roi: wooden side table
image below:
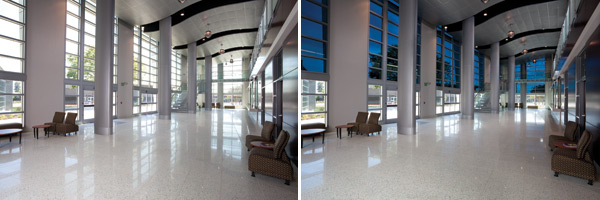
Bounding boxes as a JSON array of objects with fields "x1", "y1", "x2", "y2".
[
  {"x1": 250, "y1": 141, "x2": 274, "y2": 150},
  {"x1": 32, "y1": 124, "x2": 51, "y2": 139},
  {"x1": 335, "y1": 125, "x2": 354, "y2": 139},
  {"x1": 0, "y1": 129, "x2": 24, "y2": 144},
  {"x1": 301, "y1": 128, "x2": 326, "y2": 147}
]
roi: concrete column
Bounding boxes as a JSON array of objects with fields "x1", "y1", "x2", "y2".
[
  {"x1": 217, "y1": 63, "x2": 224, "y2": 108},
  {"x1": 158, "y1": 17, "x2": 172, "y2": 119},
  {"x1": 420, "y1": 21, "x2": 437, "y2": 118},
  {"x1": 489, "y1": 42, "x2": 500, "y2": 113},
  {"x1": 460, "y1": 16, "x2": 475, "y2": 119},
  {"x1": 94, "y1": 0, "x2": 114, "y2": 135},
  {"x1": 242, "y1": 57, "x2": 250, "y2": 109},
  {"x1": 507, "y1": 55, "x2": 515, "y2": 110},
  {"x1": 204, "y1": 55, "x2": 212, "y2": 110},
  {"x1": 396, "y1": 0, "x2": 417, "y2": 134},
  {"x1": 187, "y1": 43, "x2": 197, "y2": 113}
]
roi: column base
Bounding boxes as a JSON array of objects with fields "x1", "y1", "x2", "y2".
[
  {"x1": 159, "y1": 115, "x2": 171, "y2": 120},
  {"x1": 188, "y1": 110, "x2": 196, "y2": 114},
  {"x1": 397, "y1": 127, "x2": 415, "y2": 135},
  {"x1": 94, "y1": 127, "x2": 112, "y2": 135},
  {"x1": 461, "y1": 114, "x2": 474, "y2": 120}
]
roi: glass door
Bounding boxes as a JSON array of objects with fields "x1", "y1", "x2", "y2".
[
  {"x1": 82, "y1": 87, "x2": 95, "y2": 122},
  {"x1": 386, "y1": 90, "x2": 397, "y2": 122}
]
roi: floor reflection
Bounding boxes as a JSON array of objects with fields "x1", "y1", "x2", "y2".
[{"x1": 0, "y1": 110, "x2": 296, "y2": 199}]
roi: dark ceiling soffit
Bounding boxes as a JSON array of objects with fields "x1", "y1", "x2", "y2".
[
  {"x1": 172, "y1": 28, "x2": 258, "y2": 50},
  {"x1": 196, "y1": 46, "x2": 254, "y2": 60},
  {"x1": 141, "y1": 0, "x2": 255, "y2": 33},
  {"x1": 444, "y1": 0, "x2": 559, "y2": 32},
  {"x1": 500, "y1": 46, "x2": 557, "y2": 59},
  {"x1": 478, "y1": 28, "x2": 561, "y2": 49}
]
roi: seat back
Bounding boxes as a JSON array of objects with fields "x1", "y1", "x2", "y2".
[
  {"x1": 564, "y1": 121, "x2": 579, "y2": 141},
  {"x1": 356, "y1": 112, "x2": 368, "y2": 123},
  {"x1": 273, "y1": 130, "x2": 290, "y2": 159},
  {"x1": 65, "y1": 113, "x2": 78, "y2": 125},
  {"x1": 576, "y1": 130, "x2": 592, "y2": 159},
  {"x1": 53, "y1": 112, "x2": 66, "y2": 123},
  {"x1": 261, "y1": 121, "x2": 275, "y2": 140},
  {"x1": 367, "y1": 113, "x2": 380, "y2": 125}
]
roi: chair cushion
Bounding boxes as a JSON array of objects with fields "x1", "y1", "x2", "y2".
[
  {"x1": 564, "y1": 121, "x2": 578, "y2": 141},
  {"x1": 356, "y1": 112, "x2": 368, "y2": 123},
  {"x1": 53, "y1": 112, "x2": 66, "y2": 123},
  {"x1": 367, "y1": 113, "x2": 380, "y2": 124},
  {"x1": 65, "y1": 113, "x2": 77, "y2": 125},
  {"x1": 576, "y1": 131, "x2": 592, "y2": 159},
  {"x1": 261, "y1": 121, "x2": 275, "y2": 140},
  {"x1": 273, "y1": 130, "x2": 289, "y2": 159}
]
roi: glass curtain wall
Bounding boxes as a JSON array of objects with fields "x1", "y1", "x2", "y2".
[
  {"x1": 0, "y1": 0, "x2": 26, "y2": 124},
  {"x1": 435, "y1": 26, "x2": 461, "y2": 114},
  {"x1": 212, "y1": 59, "x2": 245, "y2": 109},
  {"x1": 132, "y1": 26, "x2": 158, "y2": 114},
  {"x1": 301, "y1": 0, "x2": 329, "y2": 125}
]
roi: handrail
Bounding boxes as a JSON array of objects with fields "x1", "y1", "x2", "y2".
[{"x1": 248, "y1": 0, "x2": 280, "y2": 78}]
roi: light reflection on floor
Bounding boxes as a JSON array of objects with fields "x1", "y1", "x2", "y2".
[
  {"x1": 0, "y1": 110, "x2": 297, "y2": 199},
  {"x1": 301, "y1": 109, "x2": 600, "y2": 199}
]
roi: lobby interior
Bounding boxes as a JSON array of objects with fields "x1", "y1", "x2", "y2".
[
  {"x1": 0, "y1": 0, "x2": 298, "y2": 199},
  {"x1": 301, "y1": 0, "x2": 600, "y2": 198}
]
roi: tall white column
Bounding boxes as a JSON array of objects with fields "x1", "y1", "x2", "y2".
[
  {"x1": 218, "y1": 63, "x2": 224, "y2": 108},
  {"x1": 508, "y1": 55, "x2": 515, "y2": 110},
  {"x1": 94, "y1": 0, "x2": 114, "y2": 135},
  {"x1": 187, "y1": 43, "x2": 197, "y2": 113},
  {"x1": 158, "y1": 17, "x2": 172, "y2": 119},
  {"x1": 396, "y1": 0, "x2": 417, "y2": 134},
  {"x1": 204, "y1": 55, "x2": 212, "y2": 110},
  {"x1": 490, "y1": 42, "x2": 500, "y2": 113},
  {"x1": 116, "y1": 20, "x2": 134, "y2": 118},
  {"x1": 460, "y1": 16, "x2": 475, "y2": 119}
]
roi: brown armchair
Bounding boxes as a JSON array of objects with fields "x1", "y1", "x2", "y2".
[
  {"x1": 249, "y1": 130, "x2": 293, "y2": 185},
  {"x1": 245, "y1": 121, "x2": 275, "y2": 151},
  {"x1": 56, "y1": 113, "x2": 79, "y2": 136},
  {"x1": 358, "y1": 112, "x2": 381, "y2": 136},
  {"x1": 548, "y1": 121, "x2": 579, "y2": 151},
  {"x1": 44, "y1": 112, "x2": 65, "y2": 134},
  {"x1": 347, "y1": 112, "x2": 368, "y2": 132},
  {"x1": 552, "y1": 130, "x2": 596, "y2": 185}
]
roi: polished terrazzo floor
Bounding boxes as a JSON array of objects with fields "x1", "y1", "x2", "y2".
[
  {"x1": 301, "y1": 109, "x2": 600, "y2": 199},
  {"x1": 0, "y1": 110, "x2": 297, "y2": 199}
]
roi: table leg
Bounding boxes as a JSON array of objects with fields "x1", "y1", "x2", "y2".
[
  {"x1": 19, "y1": 132, "x2": 22, "y2": 144},
  {"x1": 46, "y1": 128, "x2": 49, "y2": 138},
  {"x1": 301, "y1": 136, "x2": 303, "y2": 148},
  {"x1": 322, "y1": 133, "x2": 325, "y2": 144},
  {"x1": 348, "y1": 128, "x2": 352, "y2": 138},
  {"x1": 35, "y1": 128, "x2": 38, "y2": 139}
]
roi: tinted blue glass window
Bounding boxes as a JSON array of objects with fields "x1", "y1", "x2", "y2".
[
  {"x1": 369, "y1": 27, "x2": 382, "y2": 42},
  {"x1": 370, "y1": 1, "x2": 382, "y2": 15},
  {"x1": 369, "y1": 68, "x2": 382, "y2": 79},
  {"x1": 301, "y1": 18, "x2": 325, "y2": 40},
  {"x1": 301, "y1": 56, "x2": 325, "y2": 72},
  {"x1": 387, "y1": 22, "x2": 398, "y2": 35},
  {"x1": 302, "y1": 0, "x2": 327, "y2": 22},
  {"x1": 387, "y1": 34, "x2": 398, "y2": 47},
  {"x1": 387, "y1": 71, "x2": 397, "y2": 81},
  {"x1": 388, "y1": 11, "x2": 399, "y2": 24},
  {"x1": 369, "y1": 13, "x2": 382, "y2": 28},
  {"x1": 387, "y1": 46, "x2": 397, "y2": 58},
  {"x1": 368, "y1": 55, "x2": 382, "y2": 68},
  {"x1": 369, "y1": 41, "x2": 382, "y2": 55},
  {"x1": 301, "y1": 37, "x2": 326, "y2": 58}
]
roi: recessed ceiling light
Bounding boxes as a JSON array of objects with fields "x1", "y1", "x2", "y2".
[
  {"x1": 508, "y1": 30, "x2": 515, "y2": 38},
  {"x1": 475, "y1": 45, "x2": 478, "y2": 48},
  {"x1": 505, "y1": 38, "x2": 509, "y2": 41},
  {"x1": 444, "y1": 26, "x2": 447, "y2": 30},
  {"x1": 483, "y1": 13, "x2": 487, "y2": 16},
  {"x1": 180, "y1": 12, "x2": 184, "y2": 16},
  {"x1": 178, "y1": 0, "x2": 185, "y2": 3},
  {"x1": 481, "y1": 0, "x2": 489, "y2": 3}
]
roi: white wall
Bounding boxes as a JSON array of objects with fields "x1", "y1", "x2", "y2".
[
  {"x1": 117, "y1": 20, "x2": 134, "y2": 118},
  {"x1": 25, "y1": 0, "x2": 66, "y2": 131},
  {"x1": 328, "y1": 0, "x2": 369, "y2": 130},
  {"x1": 420, "y1": 21, "x2": 437, "y2": 118}
]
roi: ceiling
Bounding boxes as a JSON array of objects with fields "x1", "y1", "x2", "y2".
[
  {"x1": 419, "y1": 0, "x2": 567, "y2": 60},
  {"x1": 115, "y1": 0, "x2": 264, "y2": 62}
]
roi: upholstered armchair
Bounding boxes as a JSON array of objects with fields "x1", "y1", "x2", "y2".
[
  {"x1": 249, "y1": 130, "x2": 293, "y2": 185},
  {"x1": 347, "y1": 112, "x2": 368, "y2": 132},
  {"x1": 44, "y1": 112, "x2": 65, "y2": 134},
  {"x1": 245, "y1": 121, "x2": 275, "y2": 151},
  {"x1": 358, "y1": 112, "x2": 381, "y2": 136},
  {"x1": 552, "y1": 130, "x2": 596, "y2": 185},
  {"x1": 56, "y1": 113, "x2": 79, "y2": 136},
  {"x1": 548, "y1": 121, "x2": 579, "y2": 151}
]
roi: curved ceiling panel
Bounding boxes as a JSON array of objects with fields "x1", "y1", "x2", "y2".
[
  {"x1": 515, "y1": 49, "x2": 555, "y2": 63},
  {"x1": 194, "y1": 34, "x2": 258, "y2": 57},
  {"x1": 499, "y1": 32, "x2": 559, "y2": 57},
  {"x1": 172, "y1": 28, "x2": 258, "y2": 49},
  {"x1": 196, "y1": 47, "x2": 253, "y2": 61},
  {"x1": 478, "y1": 28, "x2": 560, "y2": 49},
  {"x1": 513, "y1": 46, "x2": 556, "y2": 58},
  {"x1": 116, "y1": 0, "x2": 202, "y2": 26},
  {"x1": 471, "y1": 1, "x2": 567, "y2": 45},
  {"x1": 168, "y1": 0, "x2": 263, "y2": 46},
  {"x1": 419, "y1": 0, "x2": 503, "y2": 26},
  {"x1": 140, "y1": 0, "x2": 258, "y2": 32}
]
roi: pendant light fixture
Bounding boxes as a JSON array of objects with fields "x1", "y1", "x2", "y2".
[
  {"x1": 507, "y1": 24, "x2": 515, "y2": 38},
  {"x1": 178, "y1": 0, "x2": 185, "y2": 3},
  {"x1": 219, "y1": 44, "x2": 225, "y2": 54},
  {"x1": 522, "y1": 49, "x2": 527, "y2": 54},
  {"x1": 533, "y1": 59, "x2": 537, "y2": 64},
  {"x1": 481, "y1": 0, "x2": 489, "y2": 3},
  {"x1": 205, "y1": 23, "x2": 212, "y2": 38},
  {"x1": 230, "y1": 55, "x2": 234, "y2": 64}
]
